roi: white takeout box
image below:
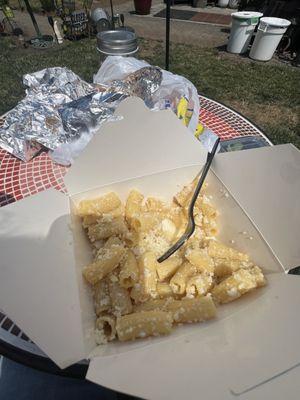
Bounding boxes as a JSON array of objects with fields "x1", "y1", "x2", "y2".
[{"x1": 0, "y1": 98, "x2": 300, "y2": 399}]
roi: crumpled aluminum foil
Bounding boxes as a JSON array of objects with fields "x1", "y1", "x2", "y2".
[
  {"x1": 108, "y1": 66, "x2": 162, "y2": 107},
  {"x1": 23, "y1": 67, "x2": 94, "y2": 99},
  {"x1": 59, "y1": 91, "x2": 126, "y2": 139},
  {"x1": 0, "y1": 66, "x2": 162, "y2": 163}
]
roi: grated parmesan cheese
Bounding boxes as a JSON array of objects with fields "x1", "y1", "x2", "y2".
[
  {"x1": 138, "y1": 229, "x2": 170, "y2": 256},
  {"x1": 95, "y1": 328, "x2": 108, "y2": 345},
  {"x1": 227, "y1": 287, "x2": 239, "y2": 297}
]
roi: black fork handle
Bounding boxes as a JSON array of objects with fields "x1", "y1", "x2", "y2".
[{"x1": 188, "y1": 137, "x2": 220, "y2": 220}]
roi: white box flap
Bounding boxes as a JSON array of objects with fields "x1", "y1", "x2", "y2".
[
  {"x1": 213, "y1": 144, "x2": 300, "y2": 272},
  {"x1": 242, "y1": 361, "x2": 300, "y2": 400},
  {"x1": 87, "y1": 274, "x2": 300, "y2": 400},
  {"x1": 64, "y1": 97, "x2": 207, "y2": 195},
  {"x1": 0, "y1": 190, "x2": 86, "y2": 368}
]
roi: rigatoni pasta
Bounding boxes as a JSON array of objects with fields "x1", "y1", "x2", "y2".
[
  {"x1": 93, "y1": 279, "x2": 111, "y2": 316},
  {"x1": 133, "y1": 298, "x2": 171, "y2": 312},
  {"x1": 185, "y1": 248, "x2": 215, "y2": 275},
  {"x1": 166, "y1": 297, "x2": 217, "y2": 323},
  {"x1": 212, "y1": 266, "x2": 265, "y2": 304},
  {"x1": 119, "y1": 250, "x2": 139, "y2": 288},
  {"x1": 87, "y1": 215, "x2": 128, "y2": 242},
  {"x1": 186, "y1": 274, "x2": 214, "y2": 297},
  {"x1": 108, "y1": 280, "x2": 133, "y2": 316},
  {"x1": 133, "y1": 297, "x2": 216, "y2": 324},
  {"x1": 77, "y1": 192, "x2": 121, "y2": 217},
  {"x1": 214, "y1": 258, "x2": 253, "y2": 278},
  {"x1": 125, "y1": 189, "x2": 144, "y2": 226},
  {"x1": 156, "y1": 282, "x2": 174, "y2": 298},
  {"x1": 138, "y1": 252, "x2": 158, "y2": 299},
  {"x1": 170, "y1": 262, "x2": 197, "y2": 294},
  {"x1": 156, "y1": 256, "x2": 182, "y2": 282},
  {"x1": 95, "y1": 314, "x2": 116, "y2": 343},
  {"x1": 116, "y1": 311, "x2": 173, "y2": 341},
  {"x1": 208, "y1": 240, "x2": 249, "y2": 262},
  {"x1": 78, "y1": 179, "x2": 266, "y2": 344},
  {"x1": 82, "y1": 242, "x2": 126, "y2": 285}
]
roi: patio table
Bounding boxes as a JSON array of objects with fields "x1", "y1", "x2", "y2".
[{"x1": 0, "y1": 94, "x2": 273, "y2": 378}]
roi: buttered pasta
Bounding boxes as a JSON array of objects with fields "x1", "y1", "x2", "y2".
[{"x1": 78, "y1": 179, "x2": 266, "y2": 344}]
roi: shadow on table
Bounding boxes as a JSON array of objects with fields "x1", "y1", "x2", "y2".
[{"x1": 0, "y1": 357, "x2": 139, "y2": 400}]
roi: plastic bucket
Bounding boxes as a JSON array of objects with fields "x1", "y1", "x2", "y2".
[
  {"x1": 249, "y1": 17, "x2": 291, "y2": 61},
  {"x1": 227, "y1": 11, "x2": 263, "y2": 54}
]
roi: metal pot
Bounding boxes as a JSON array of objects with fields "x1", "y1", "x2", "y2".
[{"x1": 97, "y1": 29, "x2": 138, "y2": 55}]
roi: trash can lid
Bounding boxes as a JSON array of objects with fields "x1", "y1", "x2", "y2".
[
  {"x1": 232, "y1": 11, "x2": 263, "y2": 20},
  {"x1": 260, "y1": 17, "x2": 291, "y2": 28}
]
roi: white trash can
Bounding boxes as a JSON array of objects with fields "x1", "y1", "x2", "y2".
[
  {"x1": 249, "y1": 17, "x2": 291, "y2": 61},
  {"x1": 227, "y1": 11, "x2": 263, "y2": 54}
]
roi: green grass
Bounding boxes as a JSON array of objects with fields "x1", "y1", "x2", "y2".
[{"x1": 0, "y1": 37, "x2": 299, "y2": 147}]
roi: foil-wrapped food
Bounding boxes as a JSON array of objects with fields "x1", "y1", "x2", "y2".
[{"x1": 0, "y1": 66, "x2": 162, "y2": 163}]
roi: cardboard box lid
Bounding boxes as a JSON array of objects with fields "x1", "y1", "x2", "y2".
[
  {"x1": 0, "y1": 97, "x2": 300, "y2": 396},
  {"x1": 86, "y1": 274, "x2": 300, "y2": 399},
  {"x1": 0, "y1": 189, "x2": 86, "y2": 369},
  {"x1": 64, "y1": 97, "x2": 207, "y2": 195},
  {"x1": 212, "y1": 144, "x2": 300, "y2": 272}
]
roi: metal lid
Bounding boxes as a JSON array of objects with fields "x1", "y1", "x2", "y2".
[{"x1": 97, "y1": 30, "x2": 138, "y2": 55}]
